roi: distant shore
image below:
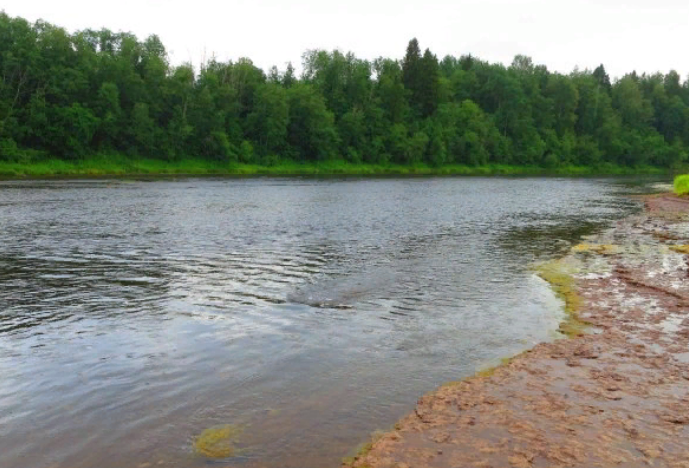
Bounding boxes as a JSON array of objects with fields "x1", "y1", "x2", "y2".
[
  {"x1": 0, "y1": 159, "x2": 671, "y2": 179},
  {"x1": 343, "y1": 193, "x2": 689, "y2": 468}
]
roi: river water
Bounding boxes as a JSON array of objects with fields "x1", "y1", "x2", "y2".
[{"x1": 0, "y1": 177, "x2": 655, "y2": 468}]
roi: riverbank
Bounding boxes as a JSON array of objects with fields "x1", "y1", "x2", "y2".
[
  {"x1": 0, "y1": 158, "x2": 670, "y2": 178},
  {"x1": 343, "y1": 194, "x2": 689, "y2": 468}
]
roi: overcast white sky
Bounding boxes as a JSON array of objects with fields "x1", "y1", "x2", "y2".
[{"x1": 3, "y1": 0, "x2": 688, "y2": 79}]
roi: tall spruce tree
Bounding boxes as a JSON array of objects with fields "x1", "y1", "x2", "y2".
[
  {"x1": 402, "y1": 38, "x2": 423, "y2": 117},
  {"x1": 419, "y1": 48, "x2": 441, "y2": 118},
  {"x1": 593, "y1": 64, "x2": 612, "y2": 95}
]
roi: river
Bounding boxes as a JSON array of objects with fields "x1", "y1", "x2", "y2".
[{"x1": 0, "y1": 177, "x2": 655, "y2": 468}]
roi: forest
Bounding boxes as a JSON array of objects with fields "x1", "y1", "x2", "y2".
[{"x1": 1, "y1": 11, "x2": 689, "y2": 175}]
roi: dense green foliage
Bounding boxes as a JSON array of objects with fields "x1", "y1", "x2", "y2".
[
  {"x1": 674, "y1": 175, "x2": 689, "y2": 195},
  {"x1": 2, "y1": 12, "x2": 689, "y2": 171}
]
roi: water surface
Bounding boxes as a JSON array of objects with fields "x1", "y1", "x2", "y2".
[{"x1": 0, "y1": 177, "x2": 653, "y2": 468}]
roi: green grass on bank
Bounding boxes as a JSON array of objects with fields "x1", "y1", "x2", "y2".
[
  {"x1": 675, "y1": 175, "x2": 689, "y2": 195},
  {"x1": 0, "y1": 157, "x2": 670, "y2": 179}
]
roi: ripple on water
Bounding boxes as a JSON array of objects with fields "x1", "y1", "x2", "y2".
[{"x1": 0, "y1": 176, "x2": 659, "y2": 468}]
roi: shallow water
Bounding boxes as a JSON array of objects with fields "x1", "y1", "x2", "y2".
[{"x1": 0, "y1": 177, "x2": 657, "y2": 468}]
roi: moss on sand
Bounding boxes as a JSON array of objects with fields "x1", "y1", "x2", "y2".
[{"x1": 536, "y1": 260, "x2": 587, "y2": 338}]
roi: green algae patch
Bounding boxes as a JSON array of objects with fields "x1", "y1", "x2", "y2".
[
  {"x1": 571, "y1": 243, "x2": 620, "y2": 255},
  {"x1": 536, "y1": 260, "x2": 588, "y2": 338},
  {"x1": 193, "y1": 425, "x2": 243, "y2": 458},
  {"x1": 442, "y1": 380, "x2": 467, "y2": 388},
  {"x1": 475, "y1": 366, "x2": 499, "y2": 378},
  {"x1": 475, "y1": 356, "x2": 517, "y2": 377},
  {"x1": 441, "y1": 354, "x2": 526, "y2": 390},
  {"x1": 670, "y1": 244, "x2": 689, "y2": 254},
  {"x1": 342, "y1": 431, "x2": 386, "y2": 466}
]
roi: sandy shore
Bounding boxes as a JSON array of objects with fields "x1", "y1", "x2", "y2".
[{"x1": 343, "y1": 194, "x2": 689, "y2": 468}]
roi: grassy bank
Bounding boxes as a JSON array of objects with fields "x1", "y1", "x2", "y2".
[
  {"x1": 0, "y1": 157, "x2": 671, "y2": 179},
  {"x1": 675, "y1": 174, "x2": 689, "y2": 195}
]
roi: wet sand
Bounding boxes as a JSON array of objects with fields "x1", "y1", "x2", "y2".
[{"x1": 344, "y1": 194, "x2": 689, "y2": 468}]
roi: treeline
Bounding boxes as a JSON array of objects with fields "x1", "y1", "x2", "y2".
[{"x1": 2, "y1": 12, "x2": 689, "y2": 168}]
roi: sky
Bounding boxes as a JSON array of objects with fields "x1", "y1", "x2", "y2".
[{"x1": 3, "y1": 0, "x2": 689, "y2": 80}]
